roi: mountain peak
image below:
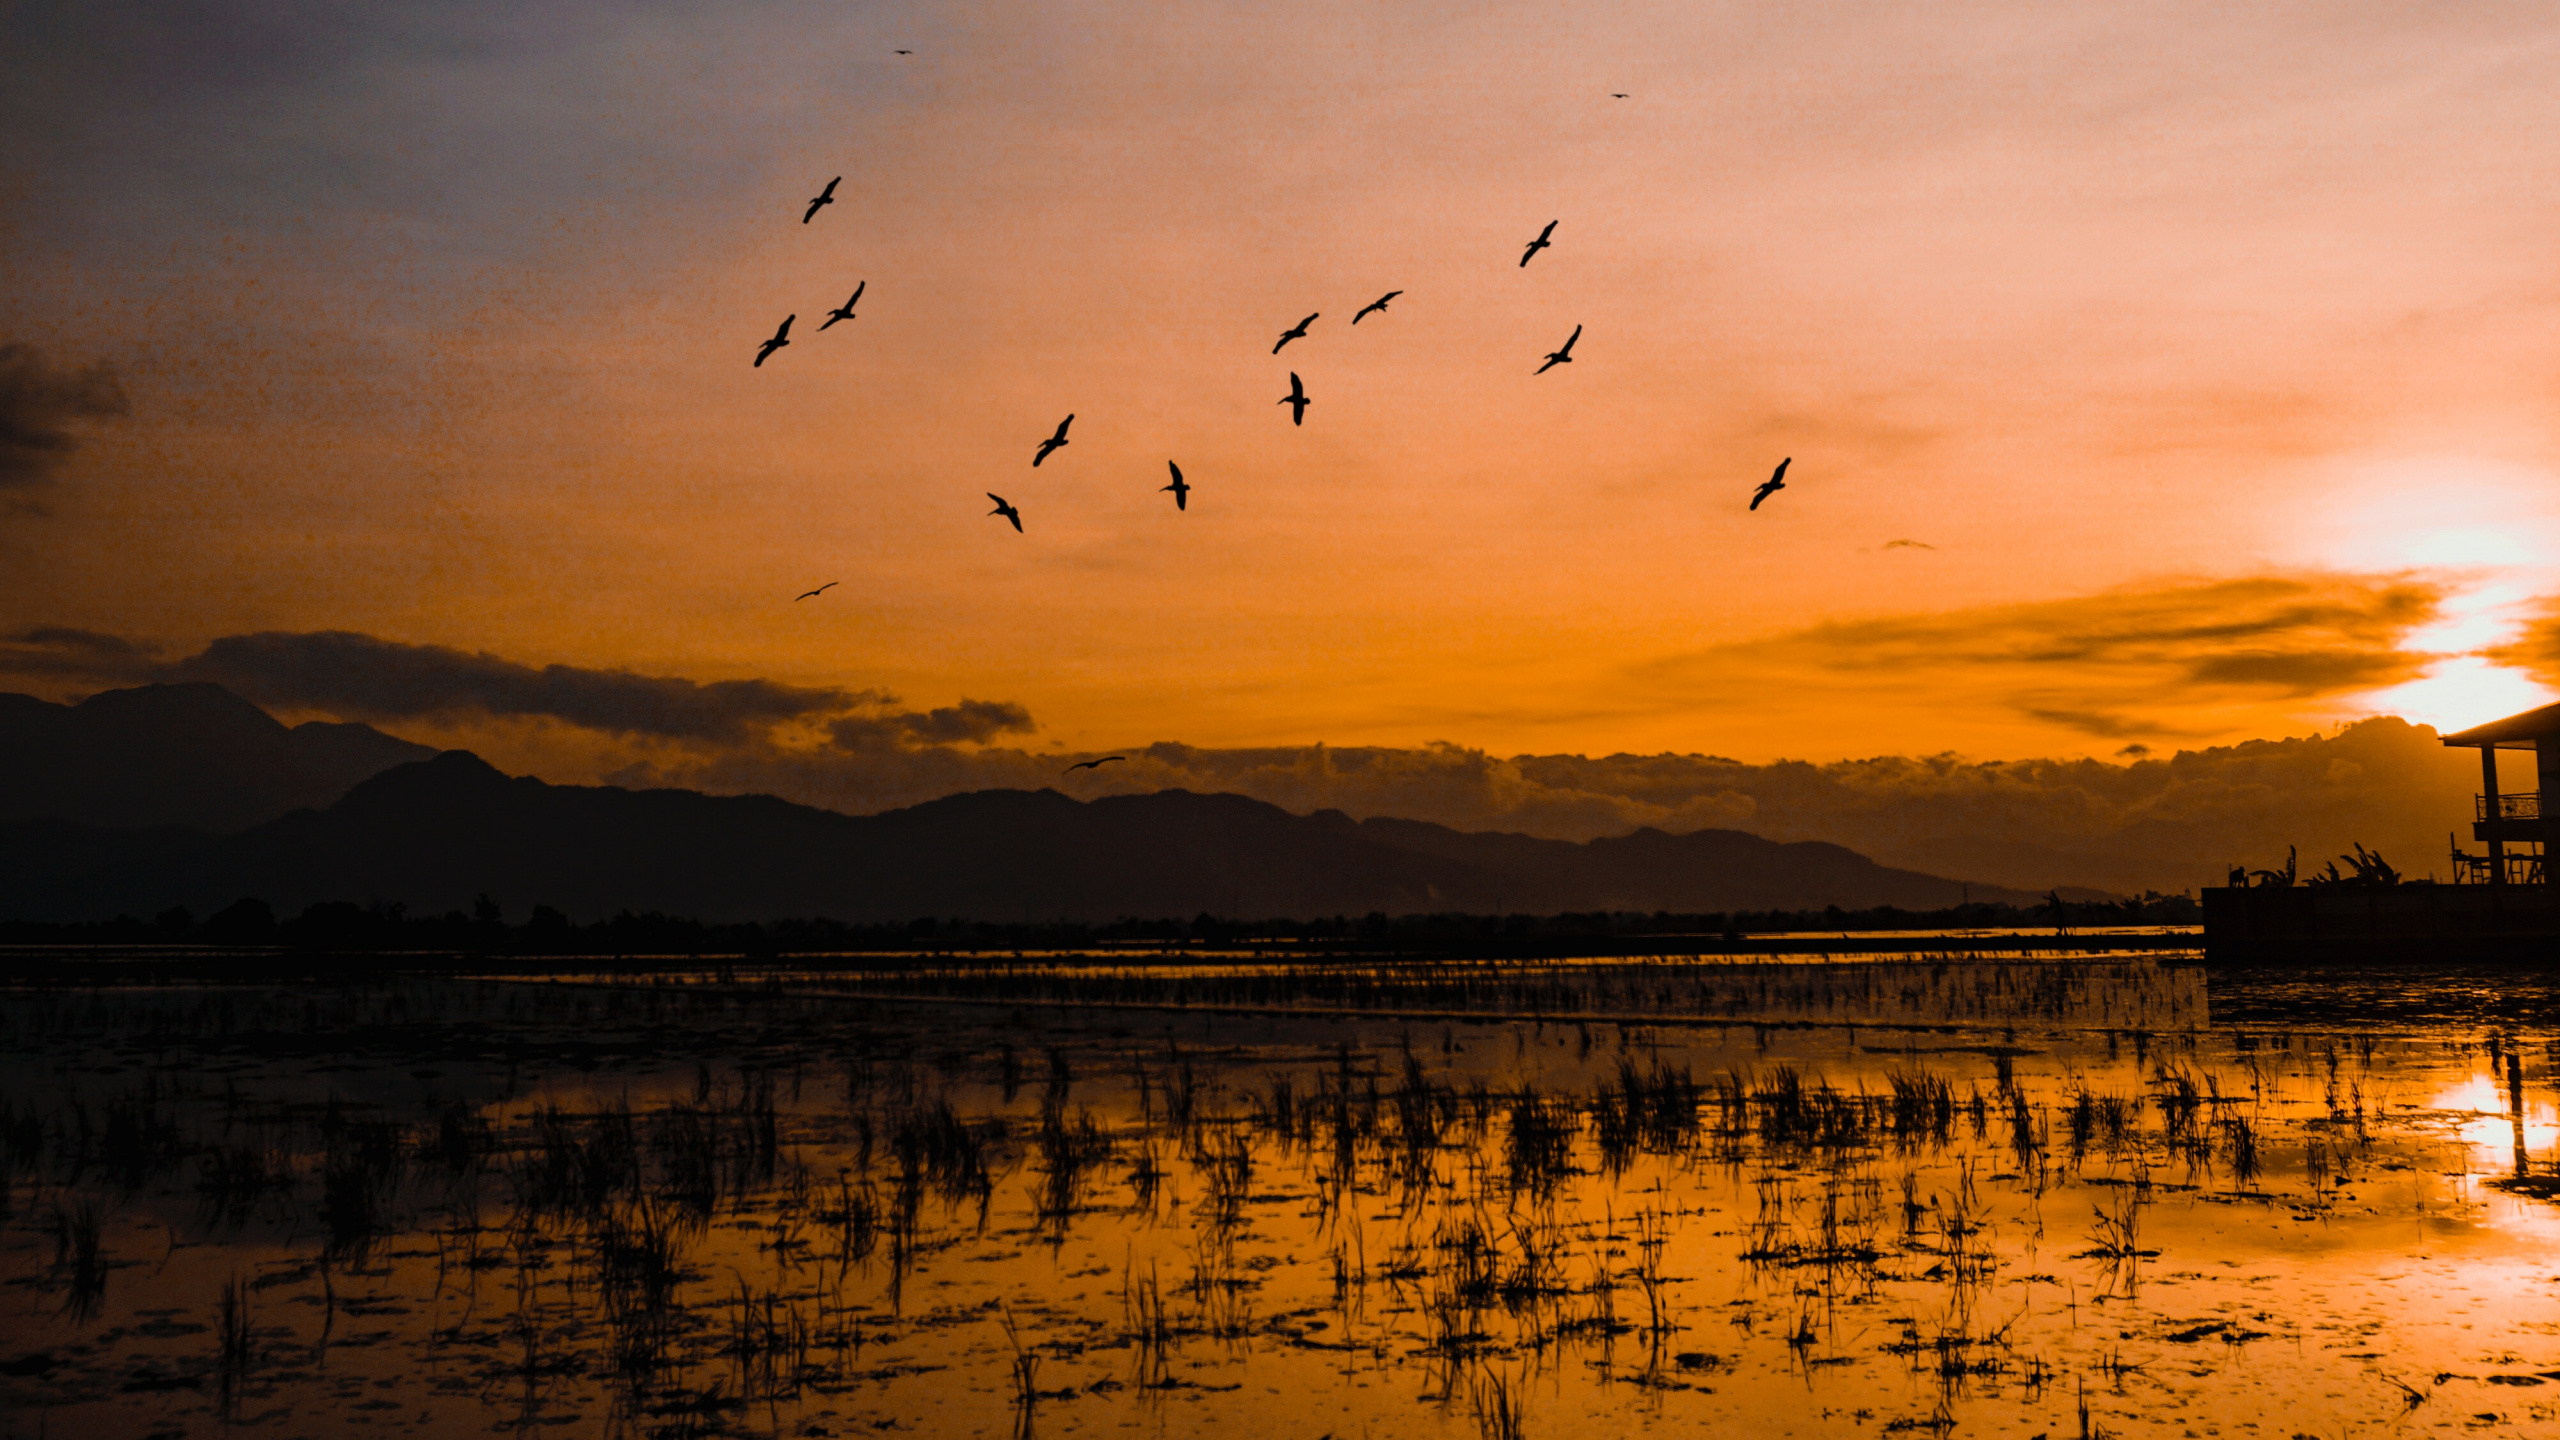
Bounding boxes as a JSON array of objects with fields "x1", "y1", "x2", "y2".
[
  {"x1": 0, "y1": 682, "x2": 433, "y2": 831},
  {"x1": 333, "y1": 749, "x2": 519, "y2": 807},
  {"x1": 75, "y1": 681, "x2": 291, "y2": 736}
]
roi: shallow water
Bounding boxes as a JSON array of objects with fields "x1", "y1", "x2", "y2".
[{"x1": 5, "y1": 958, "x2": 2560, "y2": 1438}]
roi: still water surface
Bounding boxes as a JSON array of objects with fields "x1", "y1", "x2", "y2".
[{"x1": 4, "y1": 955, "x2": 2558, "y2": 1438}]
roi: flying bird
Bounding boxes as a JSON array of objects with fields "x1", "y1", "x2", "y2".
[
  {"x1": 1353, "y1": 291, "x2": 1402, "y2": 324},
  {"x1": 819, "y1": 281, "x2": 865, "y2": 330},
  {"x1": 794, "y1": 582, "x2": 838, "y2": 601},
  {"x1": 1162, "y1": 461, "x2": 1190, "y2": 511},
  {"x1": 1611, "y1": 92, "x2": 1629, "y2": 98},
  {"x1": 1273, "y1": 313, "x2": 1318, "y2": 354},
  {"x1": 1279, "y1": 372, "x2": 1309, "y2": 426},
  {"x1": 1063, "y1": 755, "x2": 1127, "y2": 773},
  {"x1": 1520, "y1": 220, "x2": 1557, "y2": 267},
  {"x1": 987, "y1": 493, "x2": 1022, "y2": 531},
  {"x1": 1750, "y1": 457, "x2": 1792, "y2": 511},
  {"x1": 1535, "y1": 324, "x2": 1580, "y2": 374},
  {"x1": 755, "y1": 315, "x2": 794, "y2": 367},
  {"x1": 1032, "y1": 414, "x2": 1073, "y2": 466},
  {"x1": 803, "y1": 177, "x2": 840, "y2": 224},
  {"x1": 895, "y1": 48, "x2": 912, "y2": 54}
]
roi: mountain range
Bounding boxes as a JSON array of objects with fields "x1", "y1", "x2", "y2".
[
  {"x1": 0, "y1": 684, "x2": 2057, "y2": 923},
  {"x1": 0, "y1": 682, "x2": 431, "y2": 830}
]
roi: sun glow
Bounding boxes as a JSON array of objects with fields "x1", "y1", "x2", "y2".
[
  {"x1": 2288, "y1": 460, "x2": 2560, "y2": 732},
  {"x1": 2293, "y1": 458, "x2": 2560, "y2": 574},
  {"x1": 2352, "y1": 655, "x2": 2553, "y2": 734}
]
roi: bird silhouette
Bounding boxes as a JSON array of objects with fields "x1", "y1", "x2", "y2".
[
  {"x1": 1611, "y1": 92, "x2": 1629, "y2": 98},
  {"x1": 1750, "y1": 457, "x2": 1792, "y2": 511},
  {"x1": 1063, "y1": 755, "x2": 1127, "y2": 773},
  {"x1": 819, "y1": 282, "x2": 865, "y2": 330},
  {"x1": 1279, "y1": 372, "x2": 1309, "y2": 426},
  {"x1": 794, "y1": 582, "x2": 838, "y2": 601},
  {"x1": 1535, "y1": 324, "x2": 1580, "y2": 374},
  {"x1": 1033, "y1": 415, "x2": 1073, "y2": 466},
  {"x1": 1273, "y1": 313, "x2": 1318, "y2": 354},
  {"x1": 803, "y1": 177, "x2": 839, "y2": 224},
  {"x1": 1163, "y1": 461, "x2": 1190, "y2": 511},
  {"x1": 1520, "y1": 220, "x2": 1557, "y2": 267},
  {"x1": 755, "y1": 315, "x2": 794, "y2": 367},
  {"x1": 1353, "y1": 291, "x2": 1402, "y2": 324},
  {"x1": 894, "y1": 48, "x2": 912, "y2": 54},
  {"x1": 987, "y1": 493, "x2": 1022, "y2": 531}
]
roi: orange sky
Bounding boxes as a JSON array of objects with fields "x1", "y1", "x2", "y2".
[{"x1": 5, "y1": 0, "x2": 2559, "y2": 778}]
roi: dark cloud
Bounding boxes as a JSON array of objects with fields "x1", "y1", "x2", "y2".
[
  {"x1": 1780, "y1": 576, "x2": 2444, "y2": 674},
  {"x1": 1624, "y1": 573, "x2": 2451, "y2": 743},
  {"x1": 895, "y1": 699, "x2": 1036, "y2": 745},
  {"x1": 0, "y1": 626, "x2": 1037, "y2": 750},
  {"x1": 0, "y1": 344, "x2": 131, "y2": 486},
  {"x1": 830, "y1": 699, "x2": 1038, "y2": 751},
  {"x1": 2021, "y1": 707, "x2": 2156, "y2": 740},
  {"x1": 2183, "y1": 649, "x2": 2424, "y2": 696},
  {"x1": 0, "y1": 627, "x2": 162, "y2": 680},
  {"x1": 169, "y1": 631, "x2": 880, "y2": 742},
  {"x1": 641, "y1": 716, "x2": 2478, "y2": 897},
  {"x1": 2484, "y1": 603, "x2": 2560, "y2": 688}
]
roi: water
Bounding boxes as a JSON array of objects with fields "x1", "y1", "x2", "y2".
[{"x1": 4, "y1": 956, "x2": 2559, "y2": 1438}]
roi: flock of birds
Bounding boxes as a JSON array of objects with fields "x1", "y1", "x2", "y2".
[
  {"x1": 761, "y1": 157, "x2": 1794, "y2": 773},
  {"x1": 760, "y1": 175, "x2": 1796, "y2": 541}
]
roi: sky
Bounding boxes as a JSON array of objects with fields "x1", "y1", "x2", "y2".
[{"x1": 5, "y1": 0, "x2": 2560, "y2": 853}]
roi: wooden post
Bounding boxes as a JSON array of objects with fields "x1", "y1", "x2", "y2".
[
  {"x1": 2542, "y1": 738, "x2": 2560, "y2": 885},
  {"x1": 2483, "y1": 746, "x2": 2508, "y2": 886}
]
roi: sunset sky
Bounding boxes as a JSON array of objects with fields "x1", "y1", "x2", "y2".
[{"x1": 6, "y1": 0, "x2": 2559, "y2": 804}]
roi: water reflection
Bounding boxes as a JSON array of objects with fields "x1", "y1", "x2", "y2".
[{"x1": 2, "y1": 959, "x2": 2560, "y2": 1438}]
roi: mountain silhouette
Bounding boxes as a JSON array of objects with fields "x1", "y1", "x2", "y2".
[
  {"x1": 1, "y1": 749, "x2": 2047, "y2": 924},
  {"x1": 0, "y1": 683, "x2": 433, "y2": 831}
]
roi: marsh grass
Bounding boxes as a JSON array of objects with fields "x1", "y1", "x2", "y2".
[
  {"x1": 1469, "y1": 1363, "x2": 1527, "y2": 1440},
  {"x1": 0, "y1": 964, "x2": 2492, "y2": 1440},
  {"x1": 1033, "y1": 1099, "x2": 1114, "y2": 1241},
  {"x1": 52, "y1": 1198, "x2": 106, "y2": 1322},
  {"x1": 215, "y1": 1271, "x2": 253, "y2": 1418},
  {"x1": 1001, "y1": 1305, "x2": 1042, "y2": 1438}
]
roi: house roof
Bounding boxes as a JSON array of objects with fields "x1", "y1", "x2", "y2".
[{"x1": 2442, "y1": 700, "x2": 2560, "y2": 749}]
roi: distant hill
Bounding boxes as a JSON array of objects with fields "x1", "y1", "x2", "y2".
[
  {"x1": 0, "y1": 749, "x2": 2051, "y2": 924},
  {"x1": 0, "y1": 683, "x2": 433, "y2": 831}
]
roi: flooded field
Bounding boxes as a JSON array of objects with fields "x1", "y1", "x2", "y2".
[{"x1": 6, "y1": 952, "x2": 2560, "y2": 1438}]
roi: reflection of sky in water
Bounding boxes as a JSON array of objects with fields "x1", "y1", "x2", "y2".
[
  {"x1": 2432, "y1": 1071, "x2": 2560, "y2": 1160},
  {"x1": 11, "y1": 963, "x2": 2560, "y2": 1437}
]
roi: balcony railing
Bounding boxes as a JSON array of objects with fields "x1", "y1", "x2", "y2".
[{"x1": 2478, "y1": 791, "x2": 2544, "y2": 822}]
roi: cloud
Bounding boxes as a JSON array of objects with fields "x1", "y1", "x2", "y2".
[
  {"x1": 1881, "y1": 539, "x2": 1936, "y2": 551},
  {"x1": 0, "y1": 624, "x2": 1044, "y2": 753},
  {"x1": 2021, "y1": 707, "x2": 2156, "y2": 740},
  {"x1": 890, "y1": 699, "x2": 1036, "y2": 746},
  {"x1": 828, "y1": 698, "x2": 1039, "y2": 750},
  {"x1": 619, "y1": 715, "x2": 2476, "y2": 897},
  {"x1": 164, "y1": 631, "x2": 888, "y2": 743},
  {"x1": 0, "y1": 344, "x2": 130, "y2": 486},
  {"x1": 0, "y1": 627, "x2": 166, "y2": 682},
  {"x1": 1632, "y1": 572, "x2": 2447, "y2": 739},
  {"x1": 2183, "y1": 648, "x2": 2422, "y2": 695},
  {"x1": 2484, "y1": 601, "x2": 2560, "y2": 690},
  {"x1": 1776, "y1": 575, "x2": 2440, "y2": 674}
]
